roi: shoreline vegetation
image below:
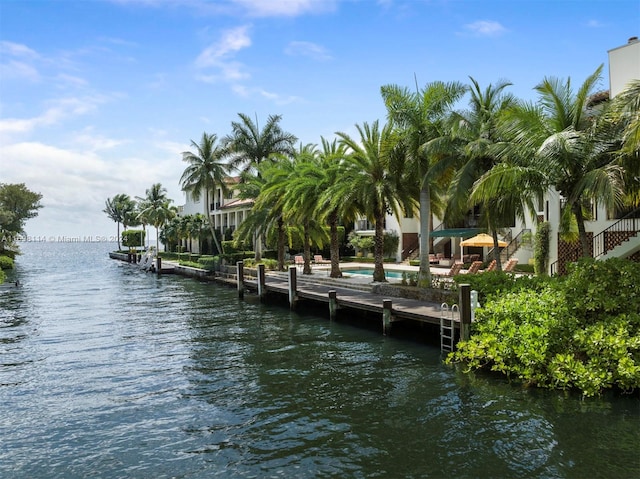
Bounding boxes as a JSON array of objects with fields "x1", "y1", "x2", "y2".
[{"x1": 0, "y1": 183, "x2": 43, "y2": 285}]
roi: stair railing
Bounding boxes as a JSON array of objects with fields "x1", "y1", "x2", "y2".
[{"x1": 593, "y1": 207, "x2": 640, "y2": 258}]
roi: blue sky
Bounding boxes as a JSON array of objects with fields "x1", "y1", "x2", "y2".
[{"x1": 1, "y1": 0, "x2": 638, "y2": 241}]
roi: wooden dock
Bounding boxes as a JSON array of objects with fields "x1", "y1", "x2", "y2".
[
  {"x1": 109, "y1": 254, "x2": 473, "y2": 345},
  {"x1": 233, "y1": 264, "x2": 472, "y2": 341}
]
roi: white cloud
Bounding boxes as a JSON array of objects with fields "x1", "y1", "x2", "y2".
[
  {"x1": 0, "y1": 41, "x2": 42, "y2": 82},
  {"x1": 231, "y1": 0, "x2": 337, "y2": 17},
  {"x1": 586, "y1": 19, "x2": 605, "y2": 28},
  {"x1": 2, "y1": 139, "x2": 186, "y2": 238},
  {"x1": 0, "y1": 96, "x2": 107, "y2": 137},
  {"x1": 0, "y1": 41, "x2": 39, "y2": 59},
  {"x1": 195, "y1": 25, "x2": 252, "y2": 82},
  {"x1": 462, "y1": 20, "x2": 507, "y2": 37},
  {"x1": 285, "y1": 41, "x2": 332, "y2": 61}
]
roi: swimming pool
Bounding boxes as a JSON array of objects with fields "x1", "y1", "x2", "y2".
[{"x1": 342, "y1": 267, "x2": 410, "y2": 280}]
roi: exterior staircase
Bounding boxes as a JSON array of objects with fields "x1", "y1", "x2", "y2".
[{"x1": 594, "y1": 207, "x2": 640, "y2": 260}]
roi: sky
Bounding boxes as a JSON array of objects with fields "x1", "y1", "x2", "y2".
[{"x1": 1, "y1": 0, "x2": 639, "y2": 242}]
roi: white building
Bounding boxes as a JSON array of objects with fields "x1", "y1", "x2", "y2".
[{"x1": 179, "y1": 177, "x2": 253, "y2": 254}]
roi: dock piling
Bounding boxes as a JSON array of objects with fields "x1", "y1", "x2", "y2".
[
  {"x1": 328, "y1": 290, "x2": 337, "y2": 320},
  {"x1": 257, "y1": 264, "x2": 266, "y2": 301},
  {"x1": 288, "y1": 265, "x2": 298, "y2": 309},
  {"x1": 459, "y1": 284, "x2": 471, "y2": 341},
  {"x1": 237, "y1": 261, "x2": 244, "y2": 299},
  {"x1": 156, "y1": 257, "x2": 162, "y2": 276},
  {"x1": 382, "y1": 299, "x2": 392, "y2": 335}
]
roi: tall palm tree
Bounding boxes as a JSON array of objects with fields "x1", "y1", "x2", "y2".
[
  {"x1": 504, "y1": 65, "x2": 626, "y2": 257},
  {"x1": 278, "y1": 143, "x2": 330, "y2": 275},
  {"x1": 446, "y1": 77, "x2": 517, "y2": 270},
  {"x1": 381, "y1": 80, "x2": 466, "y2": 285},
  {"x1": 315, "y1": 137, "x2": 355, "y2": 278},
  {"x1": 223, "y1": 113, "x2": 297, "y2": 260},
  {"x1": 607, "y1": 79, "x2": 640, "y2": 205},
  {"x1": 137, "y1": 183, "x2": 174, "y2": 256},
  {"x1": 334, "y1": 120, "x2": 413, "y2": 282},
  {"x1": 103, "y1": 193, "x2": 135, "y2": 250},
  {"x1": 224, "y1": 113, "x2": 298, "y2": 174},
  {"x1": 180, "y1": 132, "x2": 228, "y2": 255}
]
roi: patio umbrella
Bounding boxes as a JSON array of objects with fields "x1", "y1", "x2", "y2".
[{"x1": 460, "y1": 233, "x2": 507, "y2": 247}]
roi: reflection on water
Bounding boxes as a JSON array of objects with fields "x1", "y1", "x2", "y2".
[{"x1": 0, "y1": 242, "x2": 638, "y2": 478}]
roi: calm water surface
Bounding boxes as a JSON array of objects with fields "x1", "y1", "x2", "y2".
[{"x1": 1, "y1": 242, "x2": 638, "y2": 478}]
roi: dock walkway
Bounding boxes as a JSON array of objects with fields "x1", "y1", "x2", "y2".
[{"x1": 245, "y1": 273, "x2": 446, "y2": 326}]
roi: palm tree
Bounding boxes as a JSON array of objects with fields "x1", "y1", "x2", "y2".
[
  {"x1": 381, "y1": 80, "x2": 466, "y2": 285},
  {"x1": 607, "y1": 79, "x2": 640, "y2": 205},
  {"x1": 224, "y1": 113, "x2": 298, "y2": 174},
  {"x1": 103, "y1": 193, "x2": 136, "y2": 250},
  {"x1": 504, "y1": 65, "x2": 627, "y2": 257},
  {"x1": 180, "y1": 132, "x2": 228, "y2": 255},
  {"x1": 278, "y1": 143, "x2": 330, "y2": 275},
  {"x1": 315, "y1": 137, "x2": 355, "y2": 278},
  {"x1": 223, "y1": 113, "x2": 297, "y2": 260},
  {"x1": 445, "y1": 77, "x2": 517, "y2": 269},
  {"x1": 137, "y1": 183, "x2": 174, "y2": 256},
  {"x1": 334, "y1": 120, "x2": 413, "y2": 282}
]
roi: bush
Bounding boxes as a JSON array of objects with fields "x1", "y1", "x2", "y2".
[
  {"x1": 0, "y1": 255, "x2": 14, "y2": 270},
  {"x1": 122, "y1": 229, "x2": 145, "y2": 248},
  {"x1": 197, "y1": 255, "x2": 218, "y2": 271},
  {"x1": 0, "y1": 269, "x2": 5, "y2": 284},
  {"x1": 448, "y1": 258, "x2": 640, "y2": 397},
  {"x1": 452, "y1": 270, "x2": 550, "y2": 304},
  {"x1": 243, "y1": 258, "x2": 278, "y2": 270}
]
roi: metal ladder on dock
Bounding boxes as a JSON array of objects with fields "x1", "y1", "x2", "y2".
[{"x1": 440, "y1": 303, "x2": 459, "y2": 353}]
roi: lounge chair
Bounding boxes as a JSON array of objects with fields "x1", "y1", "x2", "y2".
[
  {"x1": 465, "y1": 261, "x2": 483, "y2": 275},
  {"x1": 433, "y1": 261, "x2": 464, "y2": 278},
  {"x1": 294, "y1": 255, "x2": 304, "y2": 269},
  {"x1": 504, "y1": 258, "x2": 519, "y2": 272},
  {"x1": 313, "y1": 254, "x2": 330, "y2": 264},
  {"x1": 484, "y1": 260, "x2": 497, "y2": 272}
]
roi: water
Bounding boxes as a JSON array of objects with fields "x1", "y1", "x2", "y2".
[
  {"x1": 1, "y1": 242, "x2": 638, "y2": 478},
  {"x1": 342, "y1": 267, "x2": 405, "y2": 280}
]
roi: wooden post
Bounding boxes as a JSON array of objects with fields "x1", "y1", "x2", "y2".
[
  {"x1": 459, "y1": 284, "x2": 471, "y2": 341},
  {"x1": 127, "y1": 252, "x2": 132, "y2": 263},
  {"x1": 237, "y1": 261, "x2": 244, "y2": 299},
  {"x1": 328, "y1": 290, "x2": 337, "y2": 320},
  {"x1": 382, "y1": 299, "x2": 392, "y2": 335},
  {"x1": 156, "y1": 256, "x2": 162, "y2": 276},
  {"x1": 257, "y1": 264, "x2": 266, "y2": 301},
  {"x1": 288, "y1": 265, "x2": 298, "y2": 309}
]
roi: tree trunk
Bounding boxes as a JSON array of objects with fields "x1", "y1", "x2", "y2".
[
  {"x1": 328, "y1": 210, "x2": 342, "y2": 278},
  {"x1": 117, "y1": 222, "x2": 121, "y2": 251},
  {"x1": 373, "y1": 209, "x2": 386, "y2": 282},
  {"x1": 277, "y1": 217, "x2": 286, "y2": 271},
  {"x1": 492, "y1": 229, "x2": 503, "y2": 271},
  {"x1": 418, "y1": 182, "x2": 432, "y2": 287},
  {"x1": 573, "y1": 202, "x2": 591, "y2": 257},
  {"x1": 303, "y1": 220, "x2": 312, "y2": 275}
]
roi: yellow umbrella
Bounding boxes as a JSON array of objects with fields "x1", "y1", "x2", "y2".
[{"x1": 460, "y1": 233, "x2": 507, "y2": 248}]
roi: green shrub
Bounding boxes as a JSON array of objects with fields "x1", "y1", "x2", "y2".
[
  {"x1": 178, "y1": 260, "x2": 204, "y2": 269},
  {"x1": 534, "y1": 221, "x2": 550, "y2": 275},
  {"x1": 449, "y1": 258, "x2": 640, "y2": 397},
  {"x1": 197, "y1": 255, "x2": 218, "y2": 271},
  {"x1": 243, "y1": 258, "x2": 278, "y2": 270},
  {"x1": 562, "y1": 257, "x2": 640, "y2": 323},
  {"x1": 122, "y1": 229, "x2": 145, "y2": 248},
  {"x1": 0, "y1": 255, "x2": 14, "y2": 270},
  {"x1": 0, "y1": 269, "x2": 5, "y2": 284},
  {"x1": 452, "y1": 270, "x2": 550, "y2": 304}
]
